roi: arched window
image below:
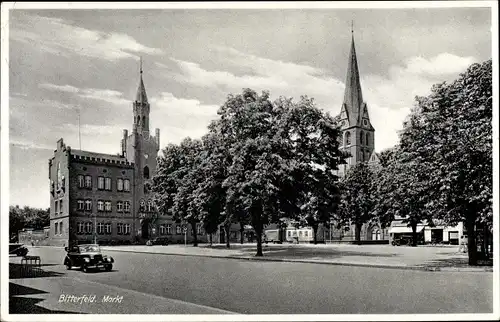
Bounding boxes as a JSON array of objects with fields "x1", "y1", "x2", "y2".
[
  {"x1": 137, "y1": 115, "x2": 141, "y2": 126},
  {"x1": 147, "y1": 200, "x2": 153, "y2": 212},
  {"x1": 376, "y1": 230, "x2": 381, "y2": 241},
  {"x1": 366, "y1": 133, "x2": 370, "y2": 146},
  {"x1": 360, "y1": 131, "x2": 364, "y2": 145},
  {"x1": 140, "y1": 200, "x2": 146, "y2": 212},
  {"x1": 360, "y1": 151, "x2": 364, "y2": 162},
  {"x1": 144, "y1": 166, "x2": 150, "y2": 179},
  {"x1": 345, "y1": 131, "x2": 351, "y2": 146}
]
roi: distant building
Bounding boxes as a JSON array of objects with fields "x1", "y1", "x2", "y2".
[
  {"x1": 48, "y1": 63, "x2": 207, "y2": 246},
  {"x1": 331, "y1": 31, "x2": 388, "y2": 243}
]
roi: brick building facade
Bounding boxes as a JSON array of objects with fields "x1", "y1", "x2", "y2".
[{"x1": 48, "y1": 63, "x2": 209, "y2": 246}]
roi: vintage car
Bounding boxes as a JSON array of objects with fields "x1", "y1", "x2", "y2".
[
  {"x1": 63, "y1": 244, "x2": 114, "y2": 272},
  {"x1": 149, "y1": 237, "x2": 170, "y2": 246},
  {"x1": 9, "y1": 243, "x2": 29, "y2": 257}
]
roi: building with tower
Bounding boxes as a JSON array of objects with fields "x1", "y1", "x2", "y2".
[
  {"x1": 332, "y1": 30, "x2": 389, "y2": 242},
  {"x1": 47, "y1": 62, "x2": 206, "y2": 246}
]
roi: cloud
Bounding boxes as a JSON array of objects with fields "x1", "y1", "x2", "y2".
[
  {"x1": 10, "y1": 139, "x2": 54, "y2": 151},
  {"x1": 39, "y1": 83, "x2": 129, "y2": 105},
  {"x1": 166, "y1": 48, "x2": 477, "y2": 152},
  {"x1": 150, "y1": 92, "x2": 221, "y2": 146},
  {"x1": 39, "y1": 83, "x2": 79, "y2": 93},
  {"x1": 405, "y1": 53, "x2": 477, "y2": 77},
  {"x1": 10, "y1": 12, "x2": 163, "y2": 61},
  {"x1": 165, "y1": 46, "x2": 345, "y2": 111}
]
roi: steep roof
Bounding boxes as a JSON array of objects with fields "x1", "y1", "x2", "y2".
[
  {"x1": 135, "y1": 58, "x2": 148, "y2": 104},
  {"x1": 343, "y1": 34, "x2": 364, "y2": 126}
]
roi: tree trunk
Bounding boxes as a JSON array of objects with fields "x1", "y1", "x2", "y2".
[
  {"x1": 209, "y1": 233, "x2": 213, "y2": 247},
  {"x1": 239, "y1": 222, "x2": 245, "y2": 244},
  {"x1": 411, "y1": 222, "x2": 417, "y2": 247},
  {"x1": 466, "y1": 216, "x2": 477, "y2": 266},
  {"x1": 312, "y1": 225, "x2": 318, "y2": 245},
  {"x1": 255, "y1": 223, "x2": 263, "y2": 257},
  {"x1": 190, "y1": 221, "x2": 198, "y2": 247},
  {"x1": 354, "y1": 223, "x2": 361, "y2": 245},
  {"x1": 224, "y1": 223, "x2": 230, "y2": 249}
]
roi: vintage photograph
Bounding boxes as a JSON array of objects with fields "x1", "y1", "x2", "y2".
[{"x1": 1, "y1": 1, "x2": 497, "y2": 320}]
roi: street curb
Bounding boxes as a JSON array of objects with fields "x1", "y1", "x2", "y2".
[{"x1": 99, "y1": 248, "x2": 493, "y2": 273}]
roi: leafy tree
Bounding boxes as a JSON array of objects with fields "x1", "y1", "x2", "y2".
[
  {"x1": 152, "y1": 138, "x2": 204, "y2": 246},
  {"x1": 338, "y1": 162, "x2": 376, "y2": 244},
  {"x1": 276, "y1": 97, "x2": 344, "y2": 244},
  {"x1": 9, "y1": 205, "x2": 50, "y2": 240},
  {"x1": 399, "y1": 60, "x2": 492, "y2": 263}
]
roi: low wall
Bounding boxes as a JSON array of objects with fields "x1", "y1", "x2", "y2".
[{"x1": 326, "y1": 240, "x2": 390, "y2": 245}]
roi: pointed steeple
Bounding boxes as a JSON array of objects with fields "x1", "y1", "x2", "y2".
[
  {"x1": 343, "y1": 27, "x2": 364, "y2": 126},
  {"x1": 136, "y1": 57, "x2": 148, "y2": 104}
]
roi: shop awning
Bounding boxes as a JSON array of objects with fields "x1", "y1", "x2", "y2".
[{"x1": 389, "y1": 226, "x2": 425, "y2": 234}]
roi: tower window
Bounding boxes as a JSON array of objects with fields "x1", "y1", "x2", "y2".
[
  {"x1": 345, "y1": 131, "x2": 351, "y2": 146},
  {"x1": 144, "y1": 166, "x2": 150, "y2": 179},
  {"x1": 366, "y1": 133, "x2": 369, "y2": 145},
  {"x1": 137, "y1": 116, "x2": 141, "y2": 126},
  {"x1": 360, "y1": 131, "x2": 364, "y2": 145}
]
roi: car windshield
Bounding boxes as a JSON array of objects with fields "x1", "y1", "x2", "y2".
[{"x1": 79, "y1": 245, "x2": 100, "y2": 253}]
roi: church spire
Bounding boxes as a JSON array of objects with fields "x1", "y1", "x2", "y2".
[
  {"x1": 343, "y1": 26, "x2": 364, "y2": 126},
  {"x1": 136, "y1": 57, "x2": 148, "y2": 104}
]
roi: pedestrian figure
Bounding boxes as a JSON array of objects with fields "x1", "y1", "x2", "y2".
[
  {"x1": 458, "y1": 236, "x2": 468, "y2": 253},
  {"x1": 31, "y1": 240, "x2": 34, "y2": 247}
]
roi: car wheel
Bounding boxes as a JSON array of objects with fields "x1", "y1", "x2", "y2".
[
  {"x1": 105, "y1": 264, "x2": 113, "y2": 271},
  {"x1": 65, "y1": 262, "x2": 71, "y2": 270},
  {"x1": 82, "y1": 264, "x2": 90, "y2": 273}
]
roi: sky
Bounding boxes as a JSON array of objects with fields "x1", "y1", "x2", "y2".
[{"x1": 6, "y1": 6, "x2": 493, "y2": 209}]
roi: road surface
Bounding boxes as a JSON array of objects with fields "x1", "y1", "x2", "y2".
[{"x1": 9, "y1": 247, "x2": 493, "y2": 314}]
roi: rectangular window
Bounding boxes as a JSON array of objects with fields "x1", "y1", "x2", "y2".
[
  {"x1": 54, "y1": 222, "x2": 58, "y2": 235},
  {"x1": 176, "y1": 226, "x2": 182, "y2": 235},
  {"x1": 98, "y1": 177, "x2": 105, "y2": 190},
  {"x1": 197, "y1": 224, "x2": 203, "y2": 235},
  {"x1": 54, "y1": 200, "x2": 59, "y2": 215},
  {"x1": 124, "y1": 179, "x2": 130, "y2": 192},
  {"x1": 97, "y1": 223, "x2": 104, "y2": 234},
  {"x1": 105, "y1": 177, "x2": 112, "y2": 191},
  {"x1": 304, "y1": 231, "x2": 308, "y2": 237},
  {"x1": 124, "y1": 224, "x2": 131, "y2": 235},
  {"x1": 160, "y1": 224, "x2": 166, "y2": 235},
  {"x1": 59, "y1": 222, "x2": 63, "y2": 235},
  {"x1": 97, "y1": 200, "x2": 104, "y2": 212},
  {"x1": 105, "y1": 223, "x2": 112, "y2": 235},
  {"x1": 117, "y1": 223, "x2": 123, "y2": 235},
  {"x1": 85, "y1": 200, "x2": 92, "y2": 211},
  {"x1": 84, "y1": 222, "x2": 92, "y2": 234},
  {"x1": 77, "y1": 200, "x2": 84, "y2": 211},
  {"x1": 299, "y1": 231, "x2": 303, "y2": 237},
  {"x1": 166, "y1": 224, "x2": 172, "y2": 235},
  {"x1": 117, "y1": 179, "x2": 124, "y2": 191},
  {"x1": 85, "y1": 175, "x2": 92, "y2": 189},
  {"x1": 124, "y1": 201, "x2": 130, "y2": 212},
  {"x1": 105, "y1": 201, "x2": 112, "y2": 212},
  {"x1": 59, "y1": 200, "x2": 64, "y2": 214},
  {"x1": 117, "y1": 201, "x2": 124, "y2": 212},
  {"x1": 78, "y1": 175, "x2": 85, "y2": 188},
  {"x1": 77, "y1": 222, "x2": 84, "y2": 234}
]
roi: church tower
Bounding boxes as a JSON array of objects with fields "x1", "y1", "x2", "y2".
[
  {"x1": 337, "y1": 29, "x2": 375, "y2": 177},
  {"x1": 121, "y1": 59, "x2": 160, "y2": 240}
]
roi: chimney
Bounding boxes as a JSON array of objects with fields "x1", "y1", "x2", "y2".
[{"x1": 121, "y1": 129, "x2": 128, "y2": 157}]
